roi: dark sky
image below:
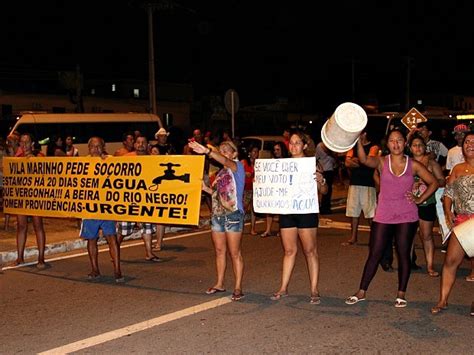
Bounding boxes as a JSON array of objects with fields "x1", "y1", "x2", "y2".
[{"x1": 2, "y1": 0, "x2": 474, "y2": 107}]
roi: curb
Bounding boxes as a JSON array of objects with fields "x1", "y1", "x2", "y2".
[
  {"x1": 0, "y1": 220, "x2": 210, "y2": 266},
  {"x1": 0, "y1": 199, "x2": 346, "y2": 266}
]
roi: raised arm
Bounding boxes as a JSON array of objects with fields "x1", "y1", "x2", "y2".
[
  {"x1": 356, "y1": 138, "x2": 379, "y2": 169},
  {"x1": 188, "y1": 141, "x2": 237, "y2": 172}
]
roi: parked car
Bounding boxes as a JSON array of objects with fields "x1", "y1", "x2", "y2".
[{"x1": 240, "y1": 135, "x2": 284, "y2": 159}]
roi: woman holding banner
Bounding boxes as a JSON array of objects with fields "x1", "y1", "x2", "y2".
[
  {"x1": 188, "y1": 139, "x2": 246, "y2": 301},
  {"x1": 14, "y1": 133, "x2": 47, "y2": 268},
  {"x1": 271, "y1": 131, "x2": 328, "y2": 304},
  {"x1": 431, "y1": 131, "x2": 474, "y2": 315},
  {"x1": 345, "y1": 129, "x2": 438, "y2": 308}
]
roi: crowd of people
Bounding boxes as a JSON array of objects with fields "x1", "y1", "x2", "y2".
[{"x1": 1, "y1": 122, "x2": 473, "y2": 315}]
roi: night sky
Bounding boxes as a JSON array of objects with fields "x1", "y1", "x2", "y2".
[{"x1": 2, "y1": 0, "x2": 474, "y2": 108}]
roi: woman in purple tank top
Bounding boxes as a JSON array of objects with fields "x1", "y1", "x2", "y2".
[{"x1": 345, "y1": 129, "x2": 438, "y2": 308}]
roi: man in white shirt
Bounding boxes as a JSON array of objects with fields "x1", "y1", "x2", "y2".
[{"x1": 446, "y1": 124, "x2": 469, "y2": 172}]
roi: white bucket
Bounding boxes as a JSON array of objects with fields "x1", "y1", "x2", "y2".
[
  {"x1": 453, "y1": 218, "x2": 474, "y2": 257},
  {"x1": 321, "y1": 102, "x2": 368, "y2": 153}
]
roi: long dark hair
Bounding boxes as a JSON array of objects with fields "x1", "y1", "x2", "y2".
[
  {"x1": 273, "y1": 141, "x2": 289, "y2": 158},
  {"x1": 243, "y1": 145, "x2": 259, "y2": 165}
]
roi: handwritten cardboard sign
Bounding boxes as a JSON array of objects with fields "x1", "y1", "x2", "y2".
[{"x1": 253, "y1": 157, "x2": 319, "y2": 214}]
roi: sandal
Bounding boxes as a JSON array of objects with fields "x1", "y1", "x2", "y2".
[
  {"x1": 395, "y1": 297, "x2": 407, "y2": 308},
  {"x1": 427, "y1": 270, "x2": 440, "y2": 277},
  {"x1": 270, "y1": 292, "x2": 288, "y2": 301},
  {"x1": 310, "y1": 294, "x2": 321, "y2": 305},
  {"x1": 341, "y1": 240, "x2": 356, "y2": 246},
  {"x1": 231, "y1": 290, "x2": 245, "y2": 301},
  {"x1": 431, "y1": 304, "x2": 448, "y2": 314},
  {"x1": 345, "y1": 295, "x2": 366, "y2": 305},
  {"x1": 205, "y1": 287, "x2": 226, "y2": 295},
  {"x1": 87, "y1": 273, "x2": 101, "y2": 280},
  {"x1": 465, "y1": 275, "x2": 474, "y2": 282},
  {"x1": 260, "y1": 232, "x2": 274, "y2": 238}
]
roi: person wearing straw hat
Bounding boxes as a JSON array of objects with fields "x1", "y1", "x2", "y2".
[
  {"x1": 151, "y1": 127, "x2": 176, "y2": 251},
  {"x1": 431, "y1": 131, "x2": 474, "y2": 315},
  {"x1": 345, "y1": 128, "x2": 438, "y2": 308},
  {"x1": 153, "y1": 128, "x2": 176, "y2": 155}
]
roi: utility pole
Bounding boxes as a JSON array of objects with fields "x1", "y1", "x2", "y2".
[
  {"x1": 404, "y1": 56, "x2": 413, "y2": 112},
  {"x1": 351, "y1": 56, "x2": 356, "y2": 102},
  {"x1": 148, "y1": 3, "x2": 157, "y2": 115},
  {"x1": 141, "y1": 0, "x2": 196, "y2": 115}
]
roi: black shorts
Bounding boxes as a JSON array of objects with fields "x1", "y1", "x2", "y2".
[
  {"x1": 418, "y1": 203, "x2": 437, "y2": 222},
  {"x1": 279, "y1": 213, "x2": 319, "y2": 229}
]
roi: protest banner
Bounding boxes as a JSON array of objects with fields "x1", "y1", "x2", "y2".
[
  {"x1": 253, "y1": 157, "x2": 319, "y2": 214},
  {"x1": 2, "y1": 155, "x2": 204, "y2": 225}
]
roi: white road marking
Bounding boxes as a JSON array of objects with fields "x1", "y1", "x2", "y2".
[{"x1": 38, "y1": 296, "x2": 232, "y2": 354}]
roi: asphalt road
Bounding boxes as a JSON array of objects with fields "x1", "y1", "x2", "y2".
[{"x1": 1, "y1": 213, "x2": 472, "y2": 354}]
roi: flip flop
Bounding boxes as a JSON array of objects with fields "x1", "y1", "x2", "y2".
[
  {"x1": 395, "y1": 297, "x2": 407, "y2": 308},
  {"x1": 206, "y1": 287, "x2": 226, "y2": 295},
  {"x1": 428, "y1": 270, "x2": 440, "y2": 277},
  {"x1": 231, "y1": 290, "x2": 245, "y2": 301},
  {"x1": 310, "y1": 294, "x2": 321, "y2": 305},
  {"x1": 341, "y1": 241, "x2": 356, "y2": 246},
  {"x1": 270, "y1": 292, "x2": 289, "y2": 301},
  {"x1": 431, "y1": 305, "x2": 448, "y2": 314},
  {"x1": 260, "y1": 232, "x2": 274, "y2": 238},
  {"x1": 145, "y1": 256, "x2": 163, "y2": 263},
  {"x1": 465, "y1": 275, "x2": 474, "y2": 282},
  {"x1": 345, "y1": 295, "x2": 366, "y2": 305}
]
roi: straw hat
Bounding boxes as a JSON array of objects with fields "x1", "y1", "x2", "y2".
[{"x1": 155, "y1": 128, "x2": 169, "y2": 138}]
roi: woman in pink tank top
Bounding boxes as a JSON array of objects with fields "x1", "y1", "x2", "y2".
[{"x1": 345, "y1": 129, "x2": 438, "y2": 308}]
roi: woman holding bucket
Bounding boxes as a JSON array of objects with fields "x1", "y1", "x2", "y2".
[
  {"x1": 345, "y1": 128, "x2": 438, "y2": 308},
  {"x1": 431, "y1": 131, "x2": 474, "y2": 315},
  {"x1": 271, "y1": 131, "x2": 328, "y2": 304}
]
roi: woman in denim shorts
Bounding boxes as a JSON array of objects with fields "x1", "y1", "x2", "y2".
[
  {"x1": 270, "y1": 131, "x2": 328, "y2": 304},
  {"x1": 188, "y1": 139, "x2": 246, "y2": 301}
]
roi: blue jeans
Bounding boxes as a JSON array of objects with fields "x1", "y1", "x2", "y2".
[{"x1": 211, "y1": 210, "x2": 244, "y2": 233}]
